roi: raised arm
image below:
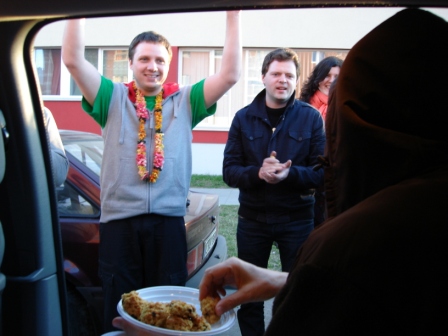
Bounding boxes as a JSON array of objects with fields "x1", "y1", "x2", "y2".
[
  {"x1": 61, "y1": 19, "x2": 101, "y2": 106},
  {"x1": 203, "y1": 11, "x2": 242, "y2": 108}
]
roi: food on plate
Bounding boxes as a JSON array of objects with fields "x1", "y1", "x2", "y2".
[
  {"x1": 121, "y1": 290, "x2": 148, "y2": 319},
  {"x1": 200, "y1": 296, "x2": 221, "y2": 324},
  {"x1": 121, "y1": 291, "x2": 213, "y2": 331},
  {"x1": 139, "y1": 301, "x2": 170, "y2": 328}
]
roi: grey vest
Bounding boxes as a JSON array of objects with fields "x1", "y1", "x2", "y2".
[{"x1": 100, "y1": 83, "x2": 193, "y2": 222}]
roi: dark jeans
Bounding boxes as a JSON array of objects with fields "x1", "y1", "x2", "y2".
[
  {"x1": 99, "y1": 214, "x2": 187, "y2": 333},
  {"x1": 237, "y1": 216, "x2": 313, "y2": 336}
]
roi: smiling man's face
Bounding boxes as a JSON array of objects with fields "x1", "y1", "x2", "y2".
[{"x1": 130, "y1": 41, "x2": 170, "y2": 96}]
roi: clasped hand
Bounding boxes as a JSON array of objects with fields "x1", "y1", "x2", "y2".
[{"x1": 258, "y1": 151, "x2": 292, "y2": 184}]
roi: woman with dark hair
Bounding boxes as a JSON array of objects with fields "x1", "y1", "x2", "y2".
[
  {"x1": 299, "y1": 56, "x2": 343, "y2": 120},
  {"x1": 300, "y1": 56, "x2": 342, "y2": 227}
]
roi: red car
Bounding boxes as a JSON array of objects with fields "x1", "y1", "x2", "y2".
[{"x1": 57, "y1": 129, "x2": 226, "y2": 334}]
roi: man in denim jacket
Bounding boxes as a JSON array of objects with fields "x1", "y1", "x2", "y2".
[{"x1": 223, "y1": 48, "x2": 325, "y2": 336}]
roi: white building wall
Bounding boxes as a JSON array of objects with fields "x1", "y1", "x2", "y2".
[
  {"x1": 192, "y1": 144, "x2": 225, "y2": 175},
  {"x1": 35, "y1": 8, "x2": 448, "y2": 50},
  {"x1": 35, "y1": 7, "x2": 448, "y2": 176}
]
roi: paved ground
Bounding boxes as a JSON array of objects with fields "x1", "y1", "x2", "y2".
[{"x1": 190, "y1": 187, "x2": 274, "y2": 336}]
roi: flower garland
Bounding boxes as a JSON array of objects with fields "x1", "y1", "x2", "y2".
[{"x1": 134, "y1": 82, "x2": 164, "y2": 183}]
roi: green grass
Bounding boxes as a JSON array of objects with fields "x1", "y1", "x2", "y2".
[{"x1": 190, "y1": 175, "x2": 229, "y2": 188}]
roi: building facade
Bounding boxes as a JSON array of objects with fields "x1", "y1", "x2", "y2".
[{"x1": 34, "y1": 7, "x2": 448, "y2": 174}]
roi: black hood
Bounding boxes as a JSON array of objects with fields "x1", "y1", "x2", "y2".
[{"x1": 324, "y1": 8, "x2": 448, "y2": 218}]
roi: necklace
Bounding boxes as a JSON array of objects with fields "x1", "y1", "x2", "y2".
[
  {"x1": 134, "y1": 82, "x2": 164, "y2": 183},
  {"x1": 267, "y1": 106, "x2": 285, "y2": 133}
]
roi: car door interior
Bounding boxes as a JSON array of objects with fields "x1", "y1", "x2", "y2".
[
  {"x1": 0, "y1": 109, "x2": 7, "y2": 335},
  {"x1": 0, "y1": 20, "x2": 68, "y2": 335}
]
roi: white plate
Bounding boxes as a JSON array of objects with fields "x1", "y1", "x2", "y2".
[{"x1": 117, "y1": 286, "x2": 236, "y2": 336}]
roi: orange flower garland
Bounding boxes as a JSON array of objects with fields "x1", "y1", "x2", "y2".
[{"x1": 134, "y1": 82, "x2": 164, "y2": 182}]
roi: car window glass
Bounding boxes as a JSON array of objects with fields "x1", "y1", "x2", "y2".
[
  {"x1": 64, "y1": 142, "x2": 102, "y2": 177},
  {"x1": 57, "y1": 182, "x2": 100, "y2": 217}
]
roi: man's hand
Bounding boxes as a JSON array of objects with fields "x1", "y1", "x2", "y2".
[
  {"x1": 258, "y1": 151, "x2": 292, "y2": 184},
  {"x1": 199, "y1": 257, "x2": 287, "y2": 316}
]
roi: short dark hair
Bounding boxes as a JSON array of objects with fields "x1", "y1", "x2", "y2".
[
  {"x1": 261, "y1": 48, "x2": 300, "y2": 79},
  {"x1": 299, "y1": 56, "x2": 343, "y2": 103},
  {"x1": 128, "y1": 31, "x2": 172, "y2": 62}
]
